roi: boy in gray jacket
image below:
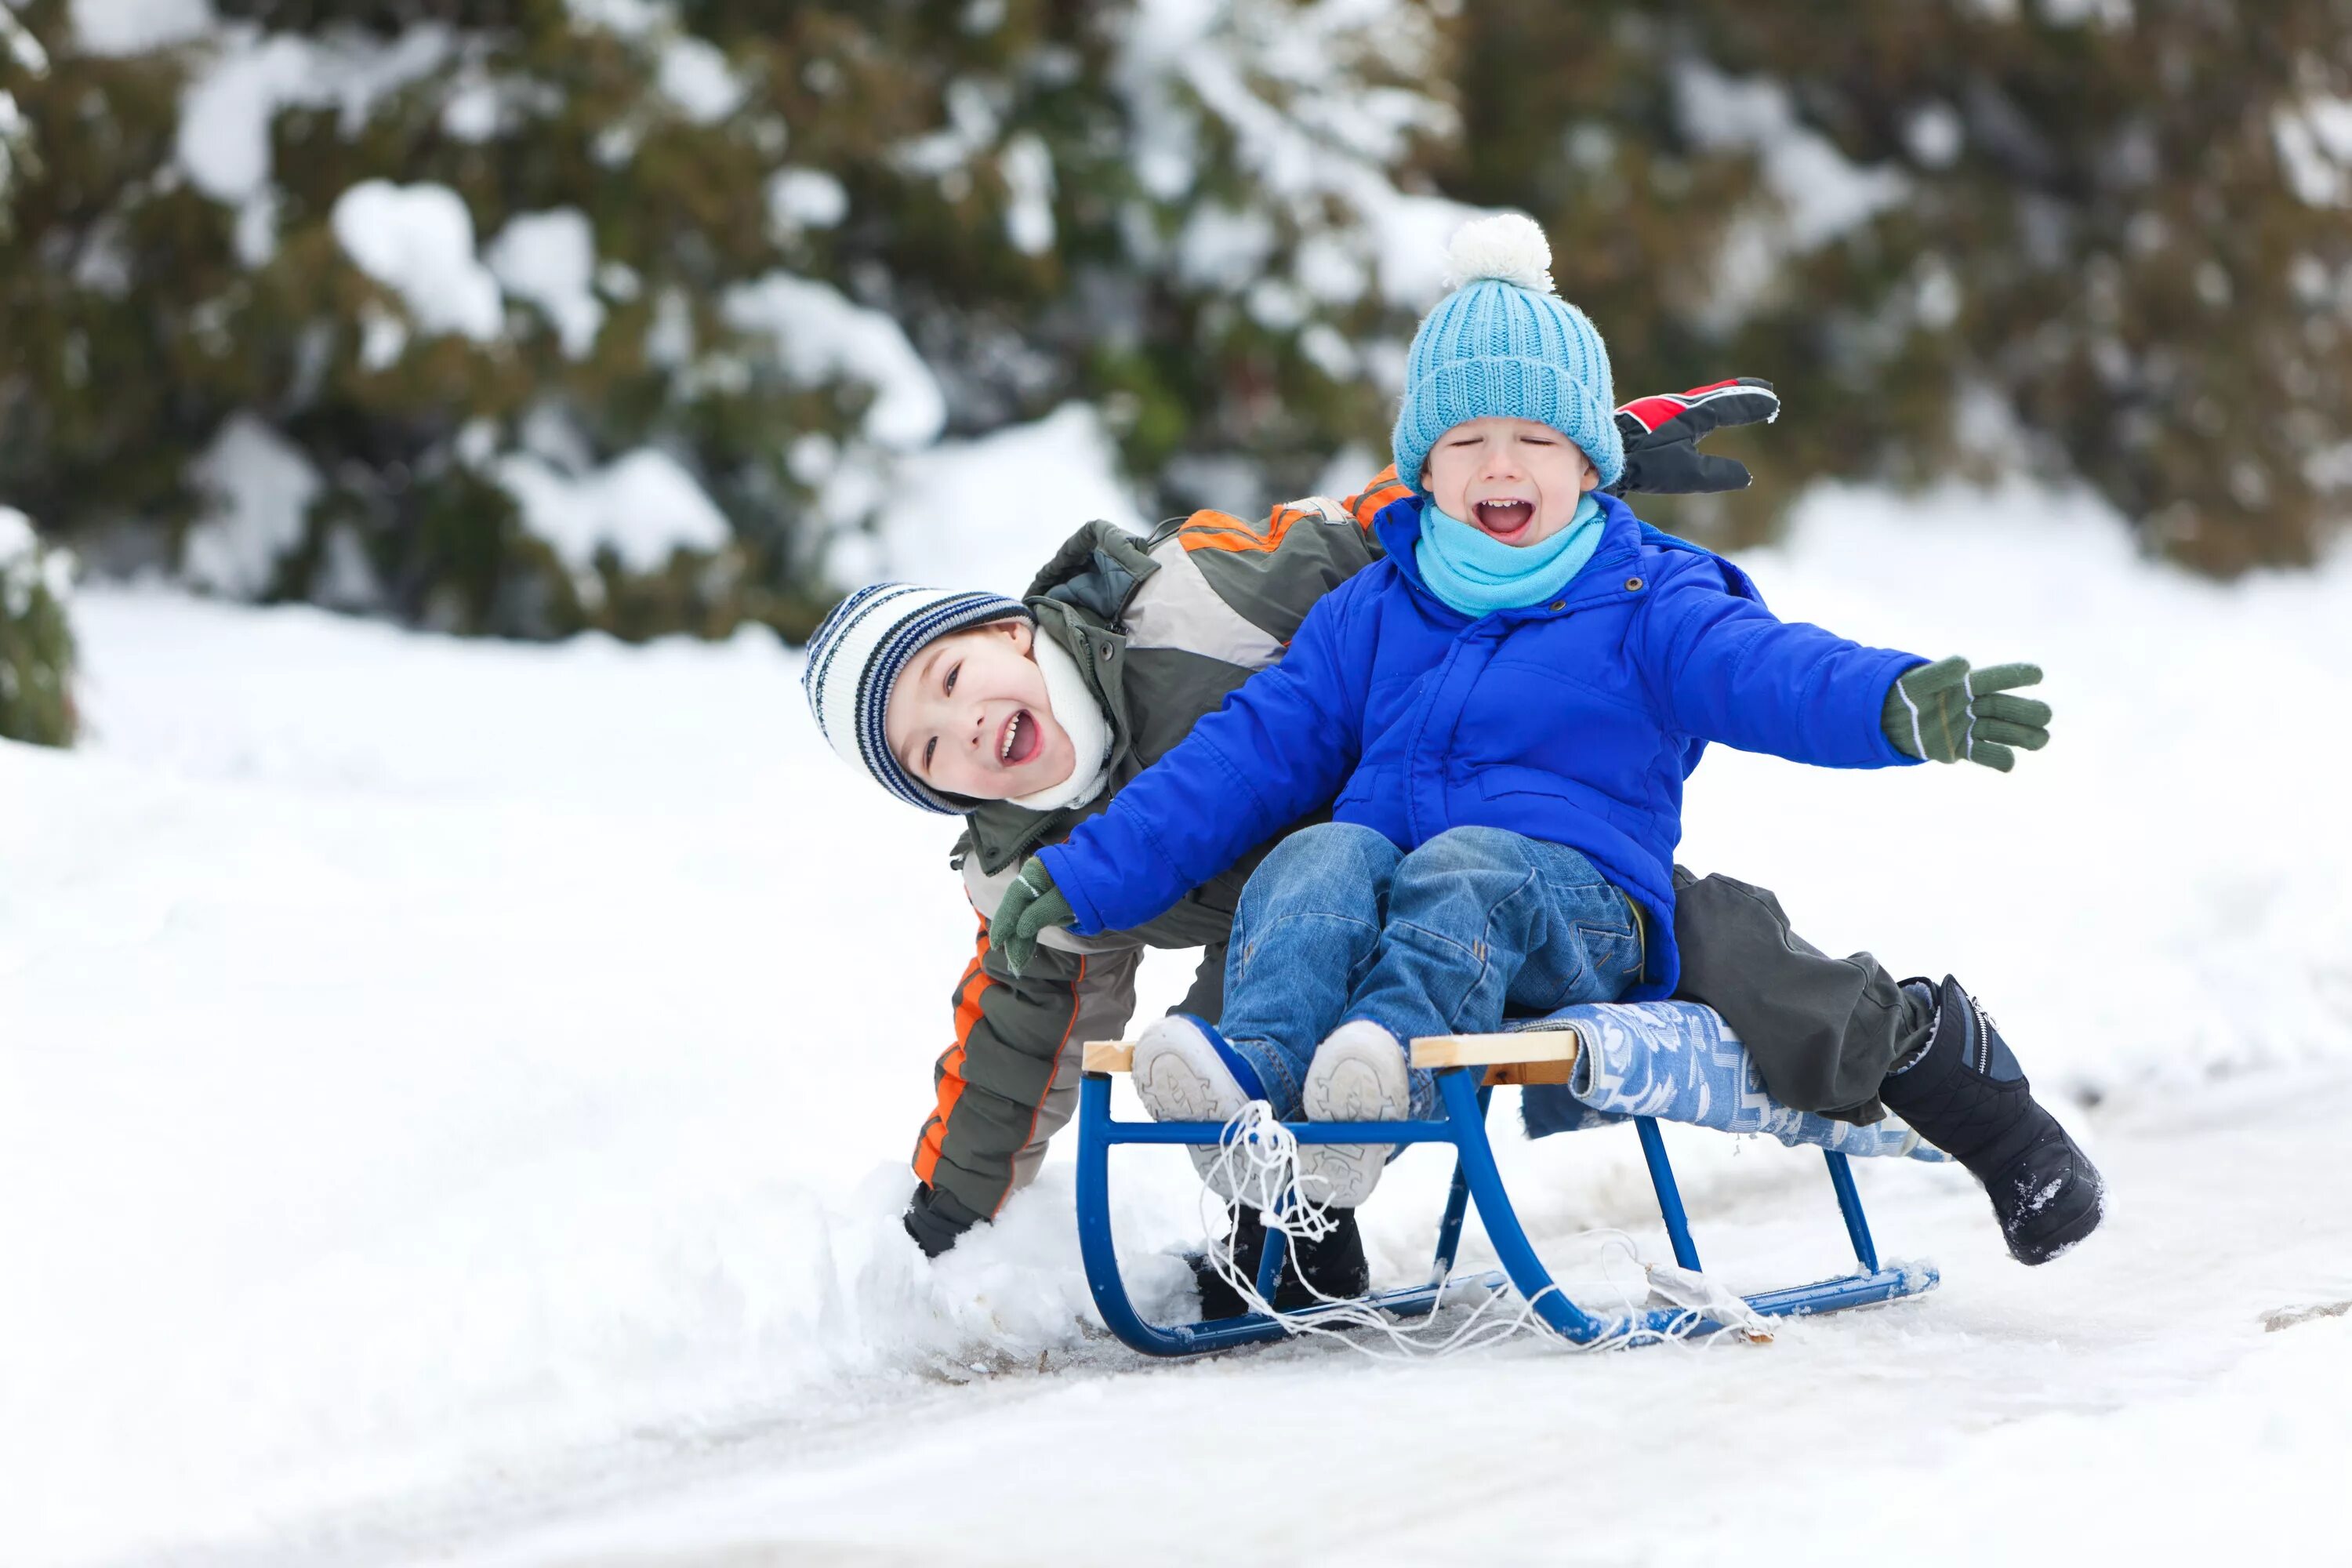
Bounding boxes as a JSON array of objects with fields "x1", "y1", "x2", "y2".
[{"x1": 803, "y1": 383, "x2": 2100, "y2": 1293}]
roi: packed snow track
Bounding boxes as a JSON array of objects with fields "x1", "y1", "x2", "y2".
[{"x1": 7, "y1": 477, "x2": 2350, "y2": 1565}]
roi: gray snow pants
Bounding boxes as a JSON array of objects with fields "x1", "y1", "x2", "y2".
[{"x1": 1668, "y1": 867, "x2": 1935, "y2": 1126}]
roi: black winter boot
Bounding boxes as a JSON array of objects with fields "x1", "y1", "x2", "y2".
[
  {"x1": 1189, "y1": 1205, "x2": 1371, "y2": 1319},
  {"x1": 1879, "y1": 976, "x2": 2105, "y2": 1265}
]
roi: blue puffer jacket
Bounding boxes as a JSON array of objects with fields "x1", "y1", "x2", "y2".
[{"x1": 1037, "y1": 492, "x2": 1925, "y2": 997}]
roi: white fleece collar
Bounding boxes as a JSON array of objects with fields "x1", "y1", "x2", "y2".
[{"x1": 1010, "y1": 633, "x2": 1112, "y2": 813}]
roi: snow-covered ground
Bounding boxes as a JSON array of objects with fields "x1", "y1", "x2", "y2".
[{"x1": 5, "y1": 477, "x2": 2351, "y2": 1566}]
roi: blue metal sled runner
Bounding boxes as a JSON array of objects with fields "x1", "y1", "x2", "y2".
[{"x1": 1074, "y1": 1020, "x2": 1939, "y2": 1357}]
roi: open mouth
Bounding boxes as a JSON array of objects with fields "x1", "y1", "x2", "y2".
[
  {"x1": 997, "y1": 709, "x2": 1041, "y2": 766},
  {"x1": 1472, "y1": 499, "x2": 1536, "y2": 541}
]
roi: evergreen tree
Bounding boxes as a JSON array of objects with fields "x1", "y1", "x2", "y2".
[
  {"x1": 1444, "y1": 1, "x2": 2352, "y2": 572},
  {"x1": 0, "y1": 0, "x2": 1465, "y2": 637},
  {"x1": 0, "y1": 504, "x2": 74, "y2": 746},
  {"x1": 2, "y1": 0, "x2": 2343, "y2": 649}
]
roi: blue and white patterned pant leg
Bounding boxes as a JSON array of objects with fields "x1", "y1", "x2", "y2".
[{"x1": 1520, "y1": 1001, "x2": 1947, "y2": 1162}]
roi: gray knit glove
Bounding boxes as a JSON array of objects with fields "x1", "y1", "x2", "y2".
[
  {"x1": 989, "y1": 857, "x2": 1076, "y2": 978},
  {"x1": 1882, "y1": 657, "x2": 2053, "y2": 772}
]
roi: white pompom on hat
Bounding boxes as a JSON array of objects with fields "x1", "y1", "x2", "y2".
[{"x1": 1440, "y1": 212, "x2": 1556, "y2": 294}]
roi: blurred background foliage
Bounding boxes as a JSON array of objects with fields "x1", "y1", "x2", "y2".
[
  {"x1": 1, "y1": 0, "x2": 2347, "y2": 740},
  {"x1": 0, "y1": 505, "x2": 75, "y2": 745},
  {"x1": 1457, "y1": 0, "x2": 2352, "y2": 576}
]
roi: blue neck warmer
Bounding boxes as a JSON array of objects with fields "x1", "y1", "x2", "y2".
[{"x1": 1414, "y1": 493, "x2": 1605, "y2": 616}]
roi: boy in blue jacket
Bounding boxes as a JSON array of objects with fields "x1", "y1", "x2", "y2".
[{"x1": 992, "y1": 216, "x2": 2096, "y2": 1251}]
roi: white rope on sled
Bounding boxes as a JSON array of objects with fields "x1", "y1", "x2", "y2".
[{"x1": 1193, "y1": 1101, "x2": 1771, "y2": 1360}]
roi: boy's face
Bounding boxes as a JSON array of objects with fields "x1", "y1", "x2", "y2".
[
  {"x1": 1423, "y1": 417, "x2": 1599, "y2": 546},
  {"x1": 884, "y1": 618, "x2": 1076, "y2": 803}
]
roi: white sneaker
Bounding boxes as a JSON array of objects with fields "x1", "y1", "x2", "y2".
[
  {"x1": 1132, "y1": 1014, "x2": 1254, "y2": 1202},
  {"x1": 1298, "y1": 1019, "x2": 1412, "y2": 1207}
]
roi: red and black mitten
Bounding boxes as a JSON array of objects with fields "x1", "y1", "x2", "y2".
[{"x1": 1608, "y1": 377, "x2": 1780, "y2": 496}]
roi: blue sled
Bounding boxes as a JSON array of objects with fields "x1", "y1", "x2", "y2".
[{"x1": 1076, "y1": 1064, "x2": 1939, "y2": 1358}]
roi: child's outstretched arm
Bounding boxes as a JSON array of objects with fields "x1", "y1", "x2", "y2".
[
  {"x1": 905, "y1": 924, "x2": 1142, "y2": 1254},
  {"x1": 989, "y1": 583, "x2": 1374, "y2": 975},
  {"x1": 1639, "y1": 564, "x2": 2052, "y2": 772}
]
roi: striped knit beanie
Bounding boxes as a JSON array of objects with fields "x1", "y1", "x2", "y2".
[
  {"x1": 1391, "y1": 213, "x2": 1624, "y2": 495},
  {"x1": 801, "y1": 583, "x2": 1028, "y2": 812}
]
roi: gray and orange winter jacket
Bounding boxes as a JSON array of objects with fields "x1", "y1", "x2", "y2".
[{"x1": 907, "y1": 471, "x2": 1409, "y2": 1249}]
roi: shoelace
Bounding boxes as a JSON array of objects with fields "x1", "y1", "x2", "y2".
[{"x1": 1196, "y1": 1102, "x2": 1772, "y2": 1359}]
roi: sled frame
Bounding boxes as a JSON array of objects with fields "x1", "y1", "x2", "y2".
[{"x1": 1074, "y1": 1028, "x2": 1938, "y2": 1357}]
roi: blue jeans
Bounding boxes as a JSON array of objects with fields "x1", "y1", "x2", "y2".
[{"x1": 1217, "y1": 822, "x2": 1645, "y2": 1115}]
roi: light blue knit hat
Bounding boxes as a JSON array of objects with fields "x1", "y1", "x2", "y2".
[{"x1": 1392, "y1": 213, "x2": 1624, "y2": 495}]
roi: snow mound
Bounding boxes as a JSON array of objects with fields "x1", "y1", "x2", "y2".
[
  {"x1": 654, "y1": 34, "x2": 744, "y2": 124},
  {"x1": 765, "y1": 167, "x2": 848, "y2": 234},
  {"x1": 487, "y1": 208, "x2": 606, "y2": 358},
  {"x1": 71, "y1": 0, "x2": 216, "y2": 56},
  {"x1": 495, "y1": 448, "x2": 732, "y2": 577},
  {"x1": 858, "y1": 403, "x2": 1145, "y2": 594},
  {"x1": 176, "y1": 26, "x2": 455, "y2": 206},
  {"x1": 722, "y1": 272, "x2": 948, "y2": 451},
  {"x1": 7, "y1": 474, "x2": 2352, "y2": 1563},
  {"x1": 0, "y1": 504, "x2": 73, "y2": 617},
  {"x1": 1675, "y1": 59, "x2": 1910, "y2": 250},
  {"x1": 332, "y1": 180, "x2": 504, "y2": 343},
  {"x1": 181, "y1": 412, "x2": 323, "y2": 597}
]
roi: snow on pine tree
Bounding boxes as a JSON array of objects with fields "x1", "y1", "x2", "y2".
[
  {"x1": 0, "y1": 0, "x2": 1469, "y2": 638},
  {"x1": 1064, "y1": 0, "x2": 1470, "y2": 514},
  {"x1": 0, "y1": 504, "x2": 74, "y2": 746},
  {"x1": 3, "y1": 0, "x2": 898, "y2": 639},
  {"x1": 7, "y1": 0, "x2": 2339, "y2": 626},
  {"x1": 1443, "y1": 1, "x2": 2352, "y2": 572},
  {"x1": 1, "y1": 3, "x2": 77, "y2": 746},
  {"x1": 0, "y1": 2, "x2": 42, "y2": 241}
]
